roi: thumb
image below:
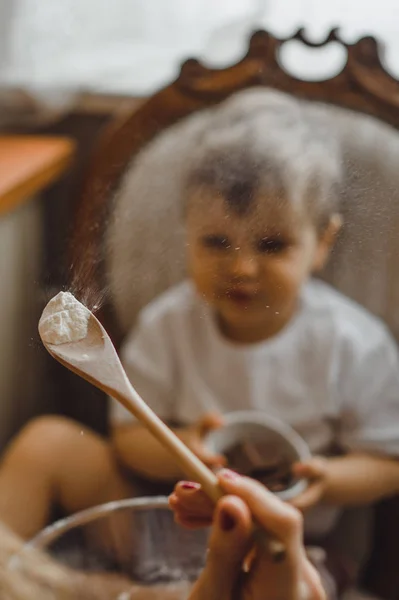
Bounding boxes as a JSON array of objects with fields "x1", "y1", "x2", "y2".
[
  {"x1": 190, "y1": 496, "x2": 252, "y2": 600},
  {"x1": 293, "y1": 457, "x2": 326, "y2": 478},
  {"x1": 197, "y1": 412, "x2": 224, "y2": 436},
  {"x1": 190, "y1": 437, "x2": 226, "y2": 467}
]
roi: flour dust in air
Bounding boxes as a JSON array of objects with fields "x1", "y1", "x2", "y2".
[{"x1": 39, "y1": 291, "x2": 91, "y2": 345}]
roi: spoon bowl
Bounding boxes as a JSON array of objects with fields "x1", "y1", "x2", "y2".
[{"x1": 42, "y1": 314, "x2": 131, "y2": 399}]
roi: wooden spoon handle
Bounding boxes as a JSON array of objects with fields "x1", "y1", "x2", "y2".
[{"x1": 112, "y1": 384, "x2": 223, "y2": 502}]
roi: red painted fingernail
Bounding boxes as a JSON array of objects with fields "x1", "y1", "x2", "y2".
[
  {"x1": 181, "y1": 481, "x2": 200, "y2": 490},
  {"x1": 219, "y1": 509, "x2": 236, "y2": 532},
  {"x1": 220, "y1": 469, "x2": 240, "y2": 481}
]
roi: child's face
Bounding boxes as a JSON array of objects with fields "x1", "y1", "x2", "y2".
[{"x1": 186, "y1": 187, "x2": 334, "y2": 343}]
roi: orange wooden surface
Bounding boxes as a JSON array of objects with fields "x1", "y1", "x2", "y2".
[{"x1": 0, "y1": 135, "x2": 76, "y2": 216}]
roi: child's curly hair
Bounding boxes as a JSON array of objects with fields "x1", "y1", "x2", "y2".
[{"x1": 185, "y1": 91, "x2": 343, "y2": 232}]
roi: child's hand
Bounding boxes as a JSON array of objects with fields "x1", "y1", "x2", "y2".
[
  {"x1": 289, "y1": 457, "x2": 329, "y2": 511},
  {"x1": 177, "y1": 413, "x2": 226, "y2": 471}
]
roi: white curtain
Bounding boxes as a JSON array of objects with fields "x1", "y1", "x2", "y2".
[
  {"x1": 0, "y1": 0, "x2": 265, "y2": 98},
  {"x1": 0, "y1": 0, "x2": 398, "y2": 101}
]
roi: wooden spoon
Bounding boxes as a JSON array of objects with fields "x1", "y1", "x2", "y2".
[{"x1": 38, "y1": 295, "x2": 285, "y2": 561}]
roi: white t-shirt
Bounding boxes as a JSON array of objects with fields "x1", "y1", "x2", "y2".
[{"x1": 110, "y1": 279, "x2": 399, "y2": 537}]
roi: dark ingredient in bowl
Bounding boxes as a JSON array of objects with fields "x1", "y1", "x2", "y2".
[{"x1": 225, "y1": 441, "x2": 294, "y2": 492}]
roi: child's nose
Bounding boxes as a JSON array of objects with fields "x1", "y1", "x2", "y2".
[{"x1": 230, "y1": 251, "x2": 259, "y2": 279}]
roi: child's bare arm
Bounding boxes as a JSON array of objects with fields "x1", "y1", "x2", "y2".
[
  {"x1": 111, "y1": 414, "x2": 225, "y2": 482},
  {"x1": 112, "y1": 424, "x2": 186, "y2": 481},
  {"x1": 291, "y1": 452, "x2": 399, "y2": 510},
  {"x1": 322, "y1": 452, "x2": 399, "y2": 504}
]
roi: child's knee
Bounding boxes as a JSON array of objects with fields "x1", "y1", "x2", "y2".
[{"x1": 3, "y1": 416, "x2": 87, "y2": 465}]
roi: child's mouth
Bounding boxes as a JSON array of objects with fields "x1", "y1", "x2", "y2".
[{"x1": 226, "y1": 289, "x2": 255, "y2": 305}]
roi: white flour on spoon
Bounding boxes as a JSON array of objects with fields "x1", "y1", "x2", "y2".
[{"x1": 39, "y1": 291, "x2": 90, "y2": 345}]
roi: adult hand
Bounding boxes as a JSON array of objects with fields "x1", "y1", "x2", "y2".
[{"x1": 169, "y1": 470, "x2": 326, "y2": 600}]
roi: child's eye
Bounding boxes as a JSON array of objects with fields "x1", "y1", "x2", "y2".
[
  {"x1": 202, "y1": 235, "x2": 231, "y2": 250},
  {"x1": 257, "y1": 238, "x2": 287, "y2": 254}
]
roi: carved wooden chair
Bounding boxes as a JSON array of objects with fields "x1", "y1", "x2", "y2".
[{"x1": 70, "y1": 30, "x2": 399, "y2": 599}]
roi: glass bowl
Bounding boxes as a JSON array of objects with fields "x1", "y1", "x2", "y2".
[{"x1": 19, "y1": 496, "x2": 209, "y2": 599}]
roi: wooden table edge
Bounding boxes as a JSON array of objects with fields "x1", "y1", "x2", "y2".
[{"x1": 0, "y1": 136, "x2": 76, "y2": 217}]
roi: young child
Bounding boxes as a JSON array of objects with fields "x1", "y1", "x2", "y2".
[
  {"x1": 1, "y1": 91, "x2": 399, "y2": 556},
  {"x1": 109, "y1": 100, "x2": 399, "y2": 545}
]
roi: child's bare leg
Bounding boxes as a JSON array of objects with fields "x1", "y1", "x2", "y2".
[{"x1": 0, "y1": 416, "x2": 134, "y2": 539}]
